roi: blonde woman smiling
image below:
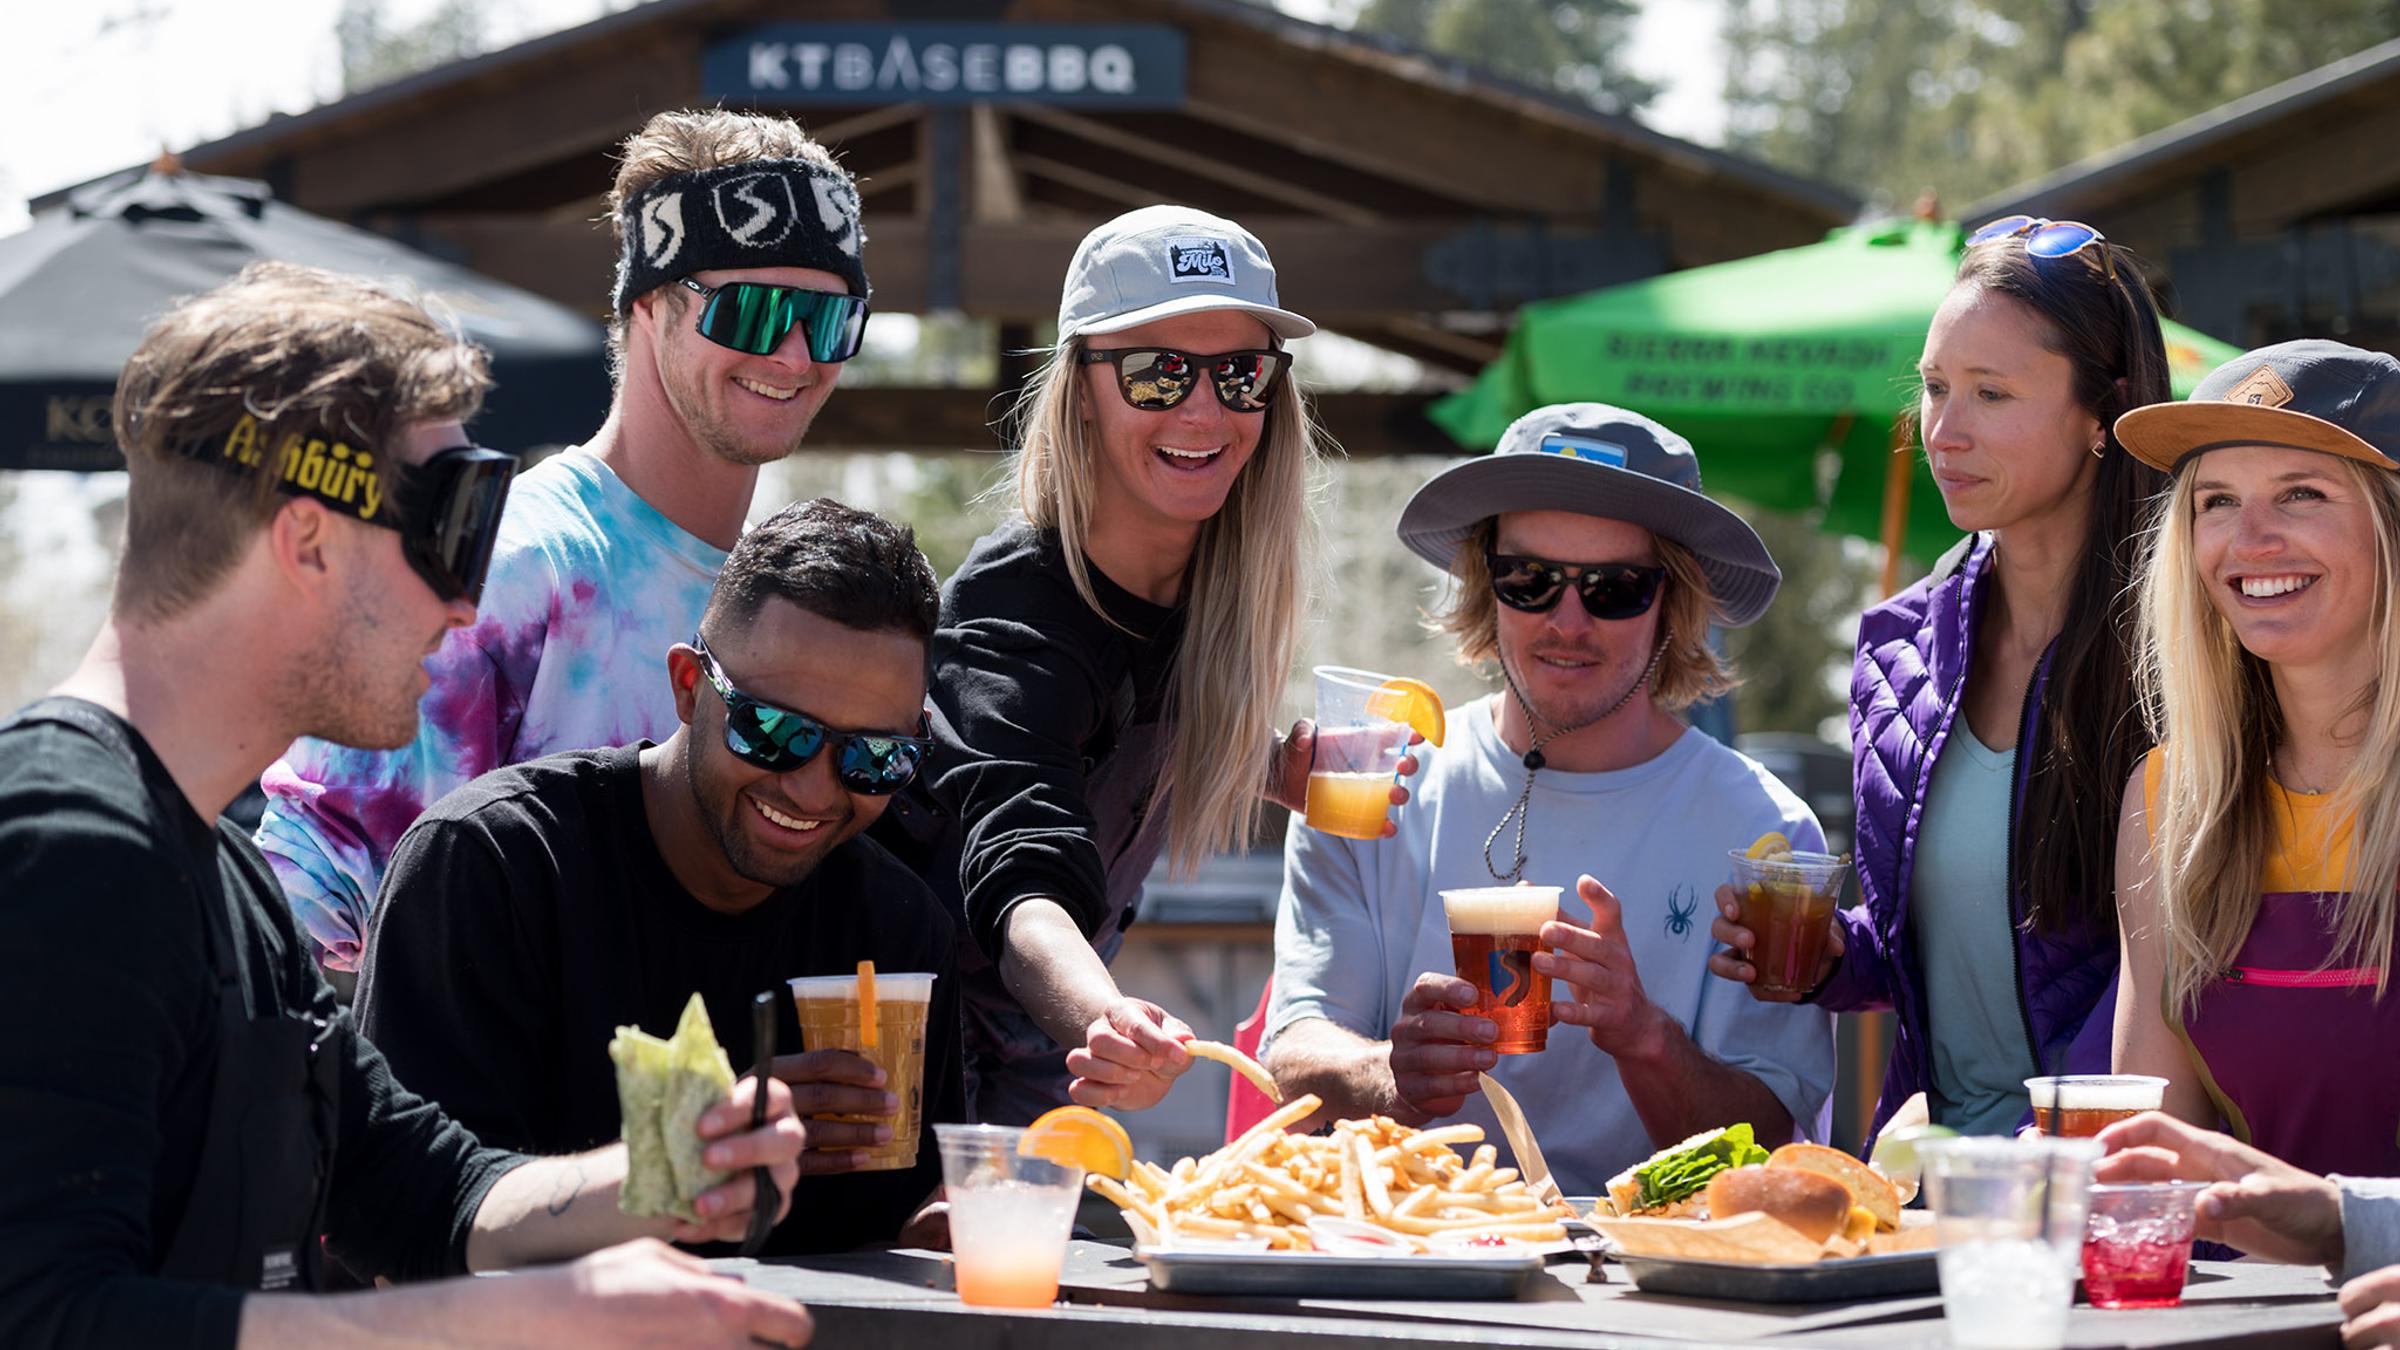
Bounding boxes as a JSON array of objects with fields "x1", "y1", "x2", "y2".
[
  {"x1": 874, "y1": 207, "x2": 1371, "y2": 1123},
  {"x1": 2115, "y1": 340, "x2": 2400, "y2": 1178}
]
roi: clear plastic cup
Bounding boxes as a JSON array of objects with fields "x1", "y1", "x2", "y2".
[
  {"x1": 2023, "y1": 1074, "x2": 2167, "y2": 1138},
  {"x1": 787, "y1": 972, "x2": 936, "y2": 1171},
  {"x1": 935, "y1": 1123, "x2": 1083, "y2": 1308},
  {"x1": 1303, "y1": 666, "x2": 1413, "y2": 840},
  {"x1": 1922, "y1": 1135, "x2": 2103, "y2": 1350},
  {"x1": 2082, "y1": 1181, "x2": 2208, "y2": 1309},
  {"x1": 1724, "y1": 848, "x2": 1850, "y2": 997}
]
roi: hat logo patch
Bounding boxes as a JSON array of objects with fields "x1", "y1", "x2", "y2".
[
  {"x1": 2224, "y1": 364, "x2": 2295, "y2": 408},
  {"x1": 1166, "y1": 235, "x2": 1235, "y2": 285},
  {"x1": 1537, "y1": 434, "x2": 1629, "y2": 468},
  {"x1": 713, "y1": 172, "x2": 798, "y2": 248}
]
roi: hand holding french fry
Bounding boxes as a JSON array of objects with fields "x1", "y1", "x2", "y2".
[{"x1": 1066, "y1": 996, "x2": 1196, "y2": 1110}]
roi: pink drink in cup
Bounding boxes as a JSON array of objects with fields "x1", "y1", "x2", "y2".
[{"x1": 2081, "y1": 1181, "x2": 2207, "y2": 1309}]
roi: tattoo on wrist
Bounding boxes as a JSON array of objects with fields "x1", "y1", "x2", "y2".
[{"x1": 545, "y1": 1162, "x2": 587, "y2": 1217}]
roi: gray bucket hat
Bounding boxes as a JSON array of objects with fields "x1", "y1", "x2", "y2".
[{"x1": 1397, "y1": 402, "x2": 1782, "y2": 627}]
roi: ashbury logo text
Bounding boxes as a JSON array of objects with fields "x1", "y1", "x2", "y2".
[
  {"x1": 1167, "y1": 235, "x2": 1234, "y2": 285},
  {"x1": 221, "y1": 413, "x2": 383, "y2": 521}
]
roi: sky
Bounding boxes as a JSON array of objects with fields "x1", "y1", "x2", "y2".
[{"x1": 0, "y1": 0, "x2": 1730, "y2": 231}]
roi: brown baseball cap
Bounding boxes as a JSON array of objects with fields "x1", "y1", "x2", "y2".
[{"x1": 2115, "y1": 338, "x2": 2400, "y2": 474}]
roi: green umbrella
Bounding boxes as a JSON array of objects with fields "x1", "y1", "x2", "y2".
[{"x1": 1428, "y1": 218, "x2": 2243, "y2": 566}]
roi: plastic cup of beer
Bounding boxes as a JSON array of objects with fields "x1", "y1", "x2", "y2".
[
  {"x1": 787, "y1": 972, "x2": 936, "y2": 1171},
  {"x1": 1725, "y1": 847, "x2": 1850, "y2": 998},
  {"x1": 1303, "y1": 666, "x2": 1414, "y2": 840},
  {"x1": 1922, "y1": 1135, "x2": 2102, "y2": 1350},
  {"x1": 2082, "y1": 1181, "x2": 2208, "y2": 1309},
  {"x1": 935, "y1": 1123, "x2": 1083, "y2": 1308},
  {"x1": 2023, "y1": 1075, "x2": 2167, "y2": 1138},
  {"x1": 1439, "y1": 885, "x2": 1562, "y2": 1054}
]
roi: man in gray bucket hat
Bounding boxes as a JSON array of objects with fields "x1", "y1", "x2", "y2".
[{"x1": 1259, "y1": 403, "x2": 1837, "y2": 1192}]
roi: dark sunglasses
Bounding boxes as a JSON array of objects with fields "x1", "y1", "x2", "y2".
[
  {"x1": 387, "y1": 447, "x2": 517, "y2": 605},
  {"x1": 679, "y1": 277, "x2": 870, "y2": 363},
  {"x1": 1966, "y1": 215, "x2": 2118, "y2": 284},
  {"x1": 1486, "y1": 551, "x2": 1666, "y2": 620},
  {"x1": 1079, "y1": 346, "x2": 1291, "y2": 414},
  {"x1": 691, "y1": 636, "x2": 931, "y2": 793}
]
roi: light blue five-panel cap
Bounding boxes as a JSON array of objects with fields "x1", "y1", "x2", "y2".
[
  {"x1": 1397, "y1": 402, "x2": 1783, "y2": 627},
  {"x1": 1056, "y1": 205, "x2": 1316, "y2": 344}
]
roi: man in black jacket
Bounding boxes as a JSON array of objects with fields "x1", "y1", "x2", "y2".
[{"x1": 0, "y1": 262, "x2": 810, "y2": 1349}]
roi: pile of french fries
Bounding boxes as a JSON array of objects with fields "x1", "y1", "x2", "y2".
[{"x1": 1087, "y1": 1092, "x2": 1575, "y2": 1252}]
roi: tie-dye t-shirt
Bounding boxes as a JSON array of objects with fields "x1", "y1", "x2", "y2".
[{"x1": 256, "y1": 448, "x2": 726, "y2": 970}]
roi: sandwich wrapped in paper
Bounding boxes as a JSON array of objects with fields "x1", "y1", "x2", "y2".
[
  {"x1": 1594, "y1": 1133, "x2": 1930, "y2": 1264},
  {"x1": 611, "y1": 993, "x2": 737, "y2": 1222},
  {"x1": 1604, "y1": 1123, "x2": 1770, "y2": 1217}
]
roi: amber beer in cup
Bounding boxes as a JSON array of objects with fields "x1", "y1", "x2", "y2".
[
  {"x1": 1440, "y1": 886, "x2": 1561, "y2": 1054},
  {"x1": 2024, "y1": 1075, "x2": 2167, "y2": 1137},
  {"x1": 1726, "y1": 848, "x2": 1850, "y2": 998},
  {"x1": 788, "y1": 972, "x2": 936, "y2": 1171}
]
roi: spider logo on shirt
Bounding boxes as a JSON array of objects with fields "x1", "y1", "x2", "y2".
[{"x1": 1665, "y1": 885, "x2": 1699, "y2": 939}]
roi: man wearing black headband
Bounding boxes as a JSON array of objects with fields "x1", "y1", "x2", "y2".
[
  {"x1": 1260, "y1": 403, "x2": 1839, "y2": 1196},
  {"x1": 0, "y1": 263, "x2": 812, "y2": 1348},
  {"x1": 257, "y1": 109, "x2": 873, "y2": 983}
]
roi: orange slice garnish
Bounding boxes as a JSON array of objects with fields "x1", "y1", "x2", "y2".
[
  {"x1": 1020, "y1": 1105, "x2": 1134, "y2": 1180},
  {"x1": 1365, "y1": 677, "x2": 1446, "y2": 748}
]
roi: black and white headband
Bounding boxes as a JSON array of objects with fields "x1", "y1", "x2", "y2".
[{"x1": 611, "y1": 158, "x2": 869, "y2": 313}]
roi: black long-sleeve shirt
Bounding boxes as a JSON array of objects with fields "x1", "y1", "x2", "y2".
[
  {"x1": 358, "y1": 744, "x2": 963, "y2": 1255},
  {"x1": 0, "y1": 703, "x2": 519, "y2": 1350}
]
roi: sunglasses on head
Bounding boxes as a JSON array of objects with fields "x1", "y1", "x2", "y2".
[
  {"x1": 1966, "y1": 215, "x2": 2118, "y2": 284},
  {"x1": 1486, "y1": 551, "x2": 1666, "y2": 620},
  {"x1": 691, "y1": 635, "x2": 931, "y2": 793},
  {"x1": 679, "y1": 277, "x2": 870, "y2": 363},
  {"x1": 1079, "y1": 346, "x2": 1292, "y2": 414}
]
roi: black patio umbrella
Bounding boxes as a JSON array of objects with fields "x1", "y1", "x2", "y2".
[{"x1": 0, "y1": 166, "x2": 609, "y2": 471}]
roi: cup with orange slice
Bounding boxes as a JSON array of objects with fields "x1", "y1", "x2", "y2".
[
  {"x1": 933, "y1": 1106, "x2": 1133, "y2": 1309},
  {"x1": 1303, "y1": 667, "x2": 1445, "y2": 840}
]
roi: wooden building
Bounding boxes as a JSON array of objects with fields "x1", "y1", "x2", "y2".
[
  {"x1": 1971, "y1": 35, "x2": 2400, "y2": 354},
  {"x1": 66, "y1": 0, "x2": 1856, "y2": 454}
]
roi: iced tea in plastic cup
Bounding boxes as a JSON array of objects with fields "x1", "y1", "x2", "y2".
[
  {"x1": 1440, "y1": 885, "x2": 1562, "y2": 1054},
  {"x1": 1303, "y1": 666, "x2": 1427, "y2": 840},
  {"x1": 2081, "y1": 1181, "x2": 2207, "y2": 1309},
  {"x1": 936, "y1": 1123, "x2": 1082, "y2": 1308},
  {"x1": 788, "y1": 972, "x2": 935, "y2": 1171},
  {"x1": 2024, "y1": 1075, "x2": 2167, "y2": 1138},
  {"x1": 1726, "y1": 848, "x2": 1849, "y2": 998}
]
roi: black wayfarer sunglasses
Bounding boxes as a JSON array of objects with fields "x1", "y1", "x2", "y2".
[
  {"x1": 1486, "y1": 551, "x2": 1666, "y2": 620},
  {"x1": 1079, "y1": 346, "x2": 1292, "y2": 414},
  {"x1": 691, "y1": 635, "x2": 931, "y2": 793}
]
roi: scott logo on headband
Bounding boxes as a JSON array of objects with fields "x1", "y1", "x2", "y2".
[
  {"x1": 221, "y1": 414, "x2": 382, "y2": 521},
  {"x1": 713, "y1": 172, "x2": 799, "y2": 248},
  {"x1": 1166, "y1": 236, "x2": 1234, "y2": 285},
  {"x1": 638, "y1": 193, "x2": 687, "y2": 270}
]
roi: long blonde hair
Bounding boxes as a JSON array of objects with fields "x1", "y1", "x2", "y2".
[
  {"x1": 2135, "y1": 457, "x2": 2400, "y2": 1014},
  {"x1": 1002, "y1": 340, "x2": 1325, "y2": 875}
]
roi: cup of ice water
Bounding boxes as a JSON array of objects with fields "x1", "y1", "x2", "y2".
[
  {"x1": 1922, "y1": 1135, "x2": 2103, "y2": 1350},
  {"x1": 934, "y1": 1123, "x2": 1083, "y2": 1308}
]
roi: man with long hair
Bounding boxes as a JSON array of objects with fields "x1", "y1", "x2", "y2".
[
  {"x1": 0, "y1": 263, "x2": 809, "y2": 1347},
  {"x1": 258, "y1": 109, "x2": 873, "y2": 981},
  {"x1": 1260, "y1": 404, "x2": 1837, "y2": 1191}
]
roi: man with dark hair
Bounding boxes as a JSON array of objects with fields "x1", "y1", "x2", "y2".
[
  {"x1": 358, "y1": 498, "x2": 959, "y2": 1256},
  {"x1": 259, "y1": 108, "x2": 875, "y2": 981},
  {"x1": 0, "y1": 263, "x2": 810, "y2": 1348}
]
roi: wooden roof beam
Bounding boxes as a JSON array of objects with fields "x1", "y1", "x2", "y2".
[{"x1": 1007, "y1": 105, "x2": 1384, "y2": 226}]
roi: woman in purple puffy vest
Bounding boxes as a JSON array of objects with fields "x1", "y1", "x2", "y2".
[
  {"x1": 2113, "y1": 340, "x2": 2400, "y2": 1179},
  {"x1": 1710, "y1": 220, "x2": 2171, "y2": 1143}
]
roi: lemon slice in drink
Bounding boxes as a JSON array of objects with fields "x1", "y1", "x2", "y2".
[
  {"x1": 1365, "y1": 677, "x2": 1446, "y2": 748},
  {"x1": 1020, "y1": 1105, "x2": 1134, "y2": 1180},
  {"x1": 1745, "y1": 831, "x2": 1793, "y2": 861}
]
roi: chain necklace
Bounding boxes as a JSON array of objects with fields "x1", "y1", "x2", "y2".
[{"x1": 1482, "y1": 629, "x2": 1673, "y2": 883}]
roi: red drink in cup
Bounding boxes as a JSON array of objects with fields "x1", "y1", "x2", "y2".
[{"x1": 2081, "y1": 1182, "x2": 2207, "y2": 1309}]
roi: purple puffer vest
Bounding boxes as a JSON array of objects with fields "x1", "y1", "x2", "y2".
[{"x1": 1816, "y1": 532, "x2": 2121, "y2": 1144}]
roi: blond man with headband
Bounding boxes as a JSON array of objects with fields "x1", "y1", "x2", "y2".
[
  {"x1": 871, "y1": 205, "x2": 1363, "y2": 1122},
  {"x1": 258, "y1": 109, "x2": 872, "y2": 978},
  {"x1": 2114, "y1": 339, "x2": 2400, "y2": 1180},
  {"x1": 0, "y1": 263, "x2": 810, "y2": 1348},
  {"x1": 1260, "y1": 404, "x2": 1836, "y2": 1192}
]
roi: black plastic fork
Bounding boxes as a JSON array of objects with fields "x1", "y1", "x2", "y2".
[{"x1": 739, "y1": 990, "x2": 779, "y2": 1257}]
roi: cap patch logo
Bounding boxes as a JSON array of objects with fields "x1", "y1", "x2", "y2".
[
  {"x1": 2224, "y1": 364, "x2": 2295, "y2": 409},
  {"x1": 1166, "y1": 235, "x2": 1235, "y2": 285},
  {"x1": 1537, "y1": 434, "x2": 1629, "y2": 468}
]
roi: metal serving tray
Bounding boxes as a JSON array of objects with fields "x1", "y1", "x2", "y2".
[
  {"x1": 1135, "y1": 1246, "x2": 1543, "y2": 1300},
  {"x1": 1611, "y1": 1248, "x2": 1940, "y2": 1304}
]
